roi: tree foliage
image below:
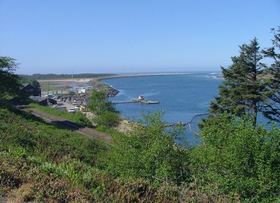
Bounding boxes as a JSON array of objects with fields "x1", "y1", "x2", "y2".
[
  {"x1": 0, "y1": 57, "x2": 20, "y2": 99},
  {"x1": 94, "y1": 111, "x2": 120, "y2": 129},
  {"x1": 88, "y1": 89, "x2": 116, "y2": 115},
  {"x1": 209, "y1": 38, "x2": 280, "y2": 125},
  {"x1": 99, "y1": 113, "x2": 191, "y2": 185},
  {"x1": 261, "y1": 27, "x2": 280, "y2": 122},
  {"x1": 192, "y1": 115, "x2": 280, "y2": 202},
  {"x1": 88, "y1": 89, "x2": 119, "y2": 128},
  {"x1": 1, "y1": 28, "x2": 280, "y2": 202}
]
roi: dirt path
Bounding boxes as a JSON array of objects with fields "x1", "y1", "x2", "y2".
[{"x1": 26, "y1": 108, "x2": 112, "y2": 143}]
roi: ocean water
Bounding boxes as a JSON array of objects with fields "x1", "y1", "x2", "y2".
[{"x1": 103, "y1": 72, "x2": 222, "y2": 144}]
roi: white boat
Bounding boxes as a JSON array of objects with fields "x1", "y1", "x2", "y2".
[{"x1": 141, "y1": 100, "x2": 160, "y2": 104}]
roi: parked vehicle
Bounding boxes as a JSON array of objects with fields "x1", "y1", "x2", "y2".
[{"x1": 67, "y1": 108, "x2": 76, "y2": 113}]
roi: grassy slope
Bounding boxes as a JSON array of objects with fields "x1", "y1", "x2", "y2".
[
  {"x1": 29, "y1": 103, "x2": 92, "y2": 127},
  {"x1": 0, "y1": 105, "x2": 183, "y2": 202},
  {"x1": 0, "y1": 105, "x2": 105, "y2": 201}
]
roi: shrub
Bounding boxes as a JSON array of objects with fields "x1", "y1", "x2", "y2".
[
  {"x1": 0, "y1": 104, "x2": 188, "y2": 202},
  {"x1": 94, "y1": 111, "x2": 120, "y2": 128},
  {"x1": 99, "y1": 113, "x2": 191, "y2": 185},
  {"x1": 192, "y1": 115, "x2": 280, "y2": 202},
  {"x1": 87, "y1": 89, "x2": 120, "y2": 129},
  {"x1": 88, "y1": 89, "x2": 116, "y2": 116}
]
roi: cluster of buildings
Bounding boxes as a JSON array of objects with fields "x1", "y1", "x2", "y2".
[
  {"x1": 21, "y1": 78, "x2": 120, "y2": 114},
  {"x1": 22, "y1": 83, "x2": 92, "y2": 113}
]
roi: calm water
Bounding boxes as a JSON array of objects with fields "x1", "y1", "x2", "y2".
[{"x1": 103, "y1": 72, "x2": 222, "y2": 144}]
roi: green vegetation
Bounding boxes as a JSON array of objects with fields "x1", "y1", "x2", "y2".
[
  {"x1": 5, "y1": 103, "x2": 279, "y2": 202},
  {"x1": 0, "y1": 105, "x2": 104, "y2": 164},
  {"x1": 0, "y1": 104, "x2": 106, "y2": 201},
  {"x1": 209, "y1": 37, "x2": 280, "y2": 126},
  {"x1": 0, "y1": 105, "x2": 199, "y2": 202},
  {"x1": 88, "y1": 89, "x2": 120, "y2": 128},
  {"x1": 262, "y1": 27, "x2": 280, "y2": 122},
  {"x1": 94, "y1": 111, "x2": 120, "y2": 130},
  {"x1": 193, "y1": 115, "x2": 280, "y2": 202},
  {"x1": 0, "y1": 57, "x2": 20, "y2": 99},
  {"x1": 1, "y1": 27, "x2": 280, "y2": 202},
  {"x1": 29, "y1": 103, "x2": 92, "y2": 127},
  {"x1": 88, "y1": 89, "x2": 116, "y2": 115},
  {"x1": 99, "y1": 113, "x2": 190, "y2": 185}
]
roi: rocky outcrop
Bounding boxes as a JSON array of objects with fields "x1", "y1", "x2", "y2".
[
  {"x1": 105, "y1": 85, "x2": 119, "y2": 97},
  {"x1": 91, "y1": 79, "x2": 119, "y2": 97}
]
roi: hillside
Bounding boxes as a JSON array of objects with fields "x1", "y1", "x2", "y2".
[{"x1": 0, "y1": 105, "x2": 184, "y2": 202}]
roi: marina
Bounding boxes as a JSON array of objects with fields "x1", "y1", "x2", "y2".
[{"x1": 112, "y1": 96, "x2": 160, "y2": 105}]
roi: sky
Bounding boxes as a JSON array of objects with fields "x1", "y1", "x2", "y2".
[{"x1": 0, "y1": 0, "x2": 279, "y2": 74}]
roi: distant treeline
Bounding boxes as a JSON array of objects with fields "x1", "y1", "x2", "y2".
[{"x1": 20, "y1": 73, "x2": 116, "y2": 80}]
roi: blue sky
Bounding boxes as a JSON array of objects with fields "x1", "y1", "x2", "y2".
[{"x1": 0, "y1": 0, "x2": 279, "y2": 74}]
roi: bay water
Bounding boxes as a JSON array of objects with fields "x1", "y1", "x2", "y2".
[{"x1": 103, "y1": 72, "x2": 222, "y2": 144}]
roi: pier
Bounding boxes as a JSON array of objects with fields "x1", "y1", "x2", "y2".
[
  {"x1": 112, "y1": 96, "x2": 160, "y2": 105},
  {"x1": 112, "y1": 100, "x2": 160, "y2": 104}
]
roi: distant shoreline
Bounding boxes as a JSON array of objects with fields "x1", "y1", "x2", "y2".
[
  {"x1": 95, "y1": 72, "x2": 192, "y2": 82},
  {"x1": 37, "y1": 72, "x2": 193, "y2": 82},
  {"x1": 94, "y1": 72, "x2": 193, "y2": 96}
]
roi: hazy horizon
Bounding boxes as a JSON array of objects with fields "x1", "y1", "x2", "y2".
[
  {"x1": 20, "y1": 70, "x2": 223, "y2": 76},
  {"x1": 0, "y1": 0, "x2": 279, "y2": 74}
]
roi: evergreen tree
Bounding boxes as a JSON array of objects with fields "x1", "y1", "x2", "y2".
[
  {"x1": 209, "y1": 38, "x2": 269, "y2": 126},
  {"x1": 261, "y1": 27, "x2": 280, "y2": 122}
]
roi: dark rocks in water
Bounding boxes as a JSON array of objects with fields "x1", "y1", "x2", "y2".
[
  {"x1": 95, "y1": 83, "x2": 119, "y2": 97},
  {"x1": 105, "y1": 85, "x2": 119, "y2": 97},
  {"x1": 91, "y1": 79, "x2": 119, "y2": 97}
]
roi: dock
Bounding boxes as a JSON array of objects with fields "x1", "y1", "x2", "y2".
[
  {"x1": 112, "y1": 100, "x2": 160, "y2": 104},
  {"x1": 112, "y1": 96, "x2": 160, "y2": 105}
]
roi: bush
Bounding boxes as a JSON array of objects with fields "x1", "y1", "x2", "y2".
[
  {"x1": 192, "y1": 115, "x2": 280, "y2": 202},
  {"x1": 88, "y1": 89, "x2": 120, "y2": 129},
  {"x1": 99, "y1": 113, "x2": 191, "y2": 185},
  {"x1": 94, "y1": 111, "x2": 120, "y2": 128},
  {"x1": 88, "y1": 90, "x2": 116, "y2": 116}
]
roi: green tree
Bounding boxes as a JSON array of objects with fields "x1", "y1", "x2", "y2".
[
  {"x1": 192, "y1": 115, "x2": 280, "y2": 202},
  {"x1": 99, "y1": 113, "x2": 191, "y2": 185},
  {"x1": 261, "y1": 27, "x2": 280, "y2": 122},
  {"x1": 88, "y1": 89, "x2": 119, "y2": 128},
  {"x1": 88, "y1": 89, "x2": 116, "y2": 115},
  {"x1": 0, "y1": 57, "x2": 20, "y2": 99},
  {"x1": 209, "y1": 38, "x2": 273, "y2": 126}
]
